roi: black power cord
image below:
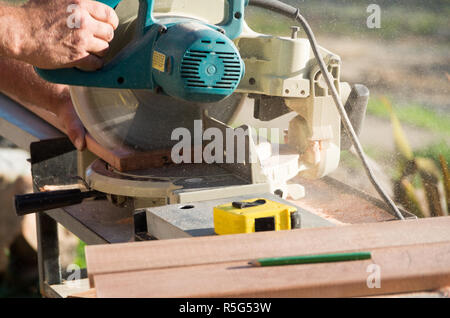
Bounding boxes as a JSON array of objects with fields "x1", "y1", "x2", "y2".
[{"x1": 248, "y1": 0, "x2": 405, "y2": 220}]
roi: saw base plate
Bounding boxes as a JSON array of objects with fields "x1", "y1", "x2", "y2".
[{"x1": 85, "y1": 158, "x2": 273, "y2": 207}]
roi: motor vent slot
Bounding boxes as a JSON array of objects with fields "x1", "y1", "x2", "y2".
[{"x1": 181, "y1": 49, "x2": 242, "y2": 90}]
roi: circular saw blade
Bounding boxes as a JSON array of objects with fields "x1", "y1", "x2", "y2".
[{"x1": 71, "y1": 86, "x2": 244, "y2": 151}]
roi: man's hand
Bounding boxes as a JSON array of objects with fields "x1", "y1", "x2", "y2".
[
  {"x1": 56, "y1": 98, "x2": 87, "y2": 151},
  {"x1": 1, "y1": 0, "x2": 119, "y2": 71}
]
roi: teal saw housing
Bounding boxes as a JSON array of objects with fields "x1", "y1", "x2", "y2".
[{"x1": 36, "y1": 0, "x2": 247, "y2": 103}]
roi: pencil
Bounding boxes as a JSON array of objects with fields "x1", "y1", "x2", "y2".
[{"x1": 249, "y1": 251, "x2": 372, "y2": 267}]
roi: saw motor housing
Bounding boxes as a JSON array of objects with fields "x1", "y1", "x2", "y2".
[
  {"x1": 152, "y1": 21, "x2": 245, "y2": 102},
  {"x1": 37, "y1": 0, "x2": 246, "y2": 103}
]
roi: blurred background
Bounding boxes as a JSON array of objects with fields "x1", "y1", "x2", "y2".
[
  {"x1": 0, "y1": 0, "x2": 448, "y2": 297},
  {"x1": 245, "y1": 0, "x2": 449, "y2": 216}
]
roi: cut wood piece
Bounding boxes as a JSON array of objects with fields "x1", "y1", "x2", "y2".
[
  {"x1": 86, "y1": 216, "x2": 450, "y2": 286},
  {"x1": 20, "y1": 103, "x2": 174, "y2": 171},
  {"x1": 85, "y1": 134, "x2": 174, "y2": 171},
  {"x1": 93, "y1": 242, "x2": 450, "y2": 298}
]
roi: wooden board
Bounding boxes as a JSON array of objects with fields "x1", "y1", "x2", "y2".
[
  {"x1": 85, "y1": 216, "x2": 450, "y2": 283},
  {"x1": 86, "y1": 216, "x2": 450, "y2": 291},
  {"x1": 20, "y1": 104, "x2": 174, "y2": 171},
  {"x1": 92, "y1": 241, "x2": 450, "y2": 298}
]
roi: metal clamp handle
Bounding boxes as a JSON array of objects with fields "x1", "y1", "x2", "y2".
[{"x1": 14, "y1": 189, "x2": 106, "y2": 216}]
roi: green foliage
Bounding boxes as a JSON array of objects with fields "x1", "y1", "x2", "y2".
[
  {"x1": 415, "y1": 141, "x2": 450, "y2": 168},
  {"x1": 74, "y1": 240, "x2": 87, "y2": 269},
  {"x1": 367, "y1": 97, "x2": 450, "y2": 134}
]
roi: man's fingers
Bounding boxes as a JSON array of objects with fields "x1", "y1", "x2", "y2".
[
  {"x1": 58, "y1": 102, "x2": 86, "y2": 151},
  {"x1": 85, "y1": 0, "x2": 119, "y2": 30},
  {"x1": 93, "y1": 45, "x2": 110, "y2": 58},
  {"x1": 67, "y1": 113, "x2": 86, "y2": 151},
  {"x1": 68, "y1": 122, "x2": 86, "y2": 151},
  {"x1": 69, "y1": 53, "x2": 104, "y2": 71},
  {"x1": 90, "y1": 18, "x2": 115, "y2": 42},
  {"x1": 86, "y1": 36, "x2": 110, "y2": 56},
  {"x1": 67, "y1": 120, "x2": 86, "y2": 151}
]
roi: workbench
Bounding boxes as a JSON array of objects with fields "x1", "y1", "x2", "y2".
[
  {"x1": 0, "y1": 93, "x2": 138, "y2": 297},
  {"x1": 1, "y1": 93, "x2": 444, "y2": 298}
]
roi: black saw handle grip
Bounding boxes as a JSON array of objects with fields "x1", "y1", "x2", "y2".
[{"x1": 14, "y1": 189, "x2": 104, "y2": 216}]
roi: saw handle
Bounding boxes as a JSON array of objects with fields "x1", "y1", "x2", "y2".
[
  {"x1": 98, "y1": 0, "x2": 247, "y2": 38},
  {"x1": 14, "y1": 189, "x2": 106, "y2": 216},
  {"x1": 99, "y1": 0, "x2": 155, "y2": 29}
]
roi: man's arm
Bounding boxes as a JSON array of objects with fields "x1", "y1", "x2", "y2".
[
  {"x1": 0, "y1": 0, "x2": 119, "y2": 70},
  {"x1": 0, "y1": 57, "x2": 86, "y2": 150}
]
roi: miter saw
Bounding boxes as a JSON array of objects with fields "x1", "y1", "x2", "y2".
[{"x1": 17, "y1": 0, "x2": 371, "y2": 214}]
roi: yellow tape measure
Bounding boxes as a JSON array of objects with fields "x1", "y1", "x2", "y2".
[{"x1": 213, "y1": 198, "x2": 301, "y2": 235}]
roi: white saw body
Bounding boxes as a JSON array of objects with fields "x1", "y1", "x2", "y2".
[{"x1": 70, "y1": 0, "x2": 368, "y2": 207}]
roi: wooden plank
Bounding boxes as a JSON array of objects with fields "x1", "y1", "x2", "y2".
[
  {"x1": 20, "y1": 103, "x2": 174, "y2": 171},
  {"x1": 92, "y1": 242, "x2": 450, "y2": 298},
  {"x1": 85, "y1": 216, "x2": 450, "y2": 286}
]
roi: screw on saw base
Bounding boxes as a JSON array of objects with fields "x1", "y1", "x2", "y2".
[{"x1": 291, "y1": 26, "x2": 301, "y2": 39}]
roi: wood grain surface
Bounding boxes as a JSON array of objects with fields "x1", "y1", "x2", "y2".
[
  {"x1": 92, "y1": 241, "x2": 450, "y2": 298},
  {"x1": 86, "y1": 217, "x2": 450, "y2": 297}
]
